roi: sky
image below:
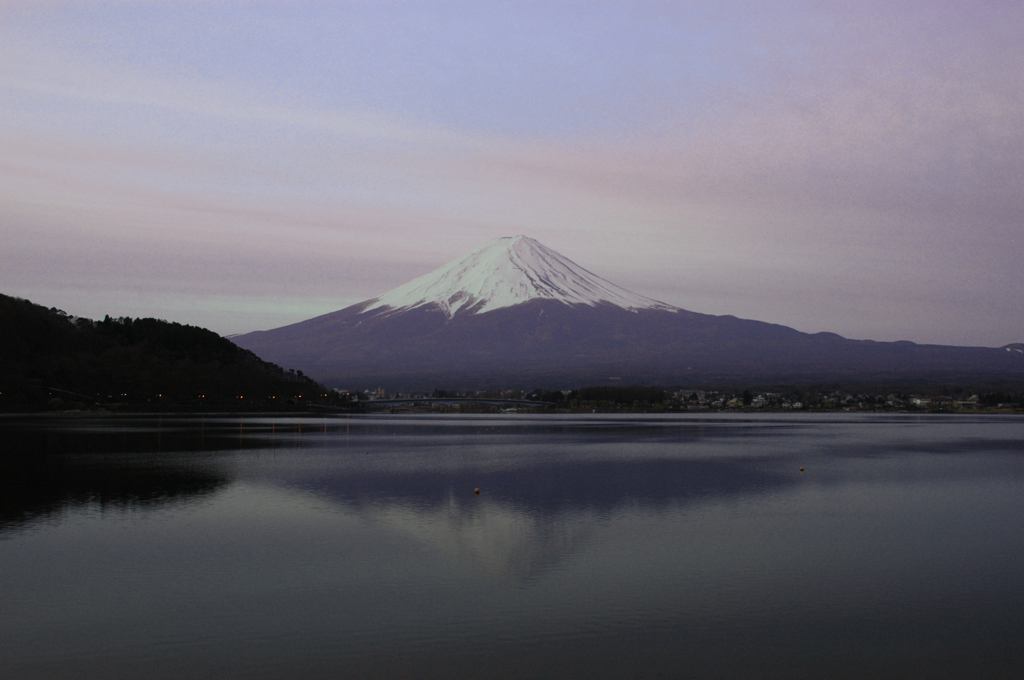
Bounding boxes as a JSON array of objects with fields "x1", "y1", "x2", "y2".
[{"x1": 2, "y1": 0, "x2": 1022, "y2": 347}]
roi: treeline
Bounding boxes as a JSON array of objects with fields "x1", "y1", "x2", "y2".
[
  {"x1": 979, "y1": 392, "x2": 1023, "y2": 407},
  {"x1": 520, "y1": 386, "x2": 666, "y2": 409},
  {"x1": 519, "y1": 385, "x2": 1024, "y2": 412},
  {"x1": 0, "y1": 294, "x2": 329, "y2": 411},
  {"x1": 574, "y1": 386, "x2": 666, "y2": 405}
]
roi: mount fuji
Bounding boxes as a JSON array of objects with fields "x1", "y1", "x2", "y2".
[
  {"x1": 362, "y1": 235, "x2": 678, "y2": 318},
  {"x1": 233, "y1": 236, "x2": 1023, "y2": 389}
]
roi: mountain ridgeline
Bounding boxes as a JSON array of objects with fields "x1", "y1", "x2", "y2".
[
  {"x1": 0, "y1": 294, "x2": 326, "y2": 411},
  {"x1": 234, "y1": 236, "x2": 1024, "y2": 390}
]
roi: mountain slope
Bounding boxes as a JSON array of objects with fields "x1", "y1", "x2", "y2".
[{"x1": 233, "y1": 238, "x2": 1024, "y2": 389}]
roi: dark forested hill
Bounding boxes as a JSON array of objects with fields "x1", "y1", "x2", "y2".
[{"x1": 0, "y1": 294, "x2": 327, "y2": 411}]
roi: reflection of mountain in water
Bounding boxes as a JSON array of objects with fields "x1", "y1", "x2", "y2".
[
  {"x1": 0, "y1": 453, "x2": 230, "y2": 534},
  {"x1": 1, "y1": 415, "x2": 800, "y2": 579},
  {"x1": 287, "y1": 456, "x2": 794, "y2": 583},
  {"x1": 373, "y1": 498, "x2": 596, "y2": 583},
  {"x1": 1, "y1": 416, "x2": 298, "y2": 456},
  {"x1": 291, "y1": 457, "x2": 792, "y2": 514},
  {"x1": 0, "y1": 418, "x2": 255, "y2": 533}
]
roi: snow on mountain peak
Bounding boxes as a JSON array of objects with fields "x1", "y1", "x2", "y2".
[{"x1": 363, "y1": 235, "x2": 678, "y2": 318}]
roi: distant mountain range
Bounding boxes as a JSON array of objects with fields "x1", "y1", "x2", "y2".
[{"x1": 229, "y1": 236, "x2": 1024, "y2": 390}]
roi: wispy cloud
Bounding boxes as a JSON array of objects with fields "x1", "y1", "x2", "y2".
[{"x1": 2, "y1": 1, "x2": 1022, "y2": 344}]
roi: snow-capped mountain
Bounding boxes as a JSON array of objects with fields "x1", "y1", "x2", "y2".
[
  {"x1": 364, "y1": 235, "x2": 677, "y2": 318},
  {"x1": 232, "y1": 237, "x2": 1024, "y2": 389}
]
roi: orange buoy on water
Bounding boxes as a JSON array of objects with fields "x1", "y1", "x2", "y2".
[
  {"x1": 474, "y1": 488, "x2": 481, "y2": 495},
  {"x1": 800, "y1": 467, "x2": 805, "y2": 472}
]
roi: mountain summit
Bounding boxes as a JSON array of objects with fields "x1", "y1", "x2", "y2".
[
  {"x1": 233, "y1": 237, "x2": 1024, "y2": 389},
  {"x1": 364, "y1": 235, "x2": 677, "y2": 318}
]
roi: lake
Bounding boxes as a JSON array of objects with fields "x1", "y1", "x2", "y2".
[{"x1": 2, "y1": 413, "x2": 1023, "y2": 679}]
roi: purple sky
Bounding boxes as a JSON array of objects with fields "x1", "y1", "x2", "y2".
[{"x1": 2, "y1": 1, "x2": 1022, "y2": 346}]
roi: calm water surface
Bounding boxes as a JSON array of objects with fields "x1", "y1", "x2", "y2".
[{"x1": 2, "y1": 413, "x2": 1023, "y2": 679}]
